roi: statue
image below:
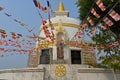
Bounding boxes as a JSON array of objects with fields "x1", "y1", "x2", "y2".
[{"x1": 57, "y1": 40, "x2": 64, "y2": 59}]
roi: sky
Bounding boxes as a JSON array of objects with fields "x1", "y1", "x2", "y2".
[{"x1": 0, "y1": 0, "x2": 79, "y2": 69}]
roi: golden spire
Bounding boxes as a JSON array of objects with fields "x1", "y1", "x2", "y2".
[
  {"x1": 54, "y1": 2, "x2": 69, "y2": 17},
  {"x1": 58, "y1": 2, "x2": 65, "y2": 12}
]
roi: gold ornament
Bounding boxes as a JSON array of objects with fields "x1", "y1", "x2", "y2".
[{"x1": 54, "y1": 64, "x2": 66, "y2": 77}]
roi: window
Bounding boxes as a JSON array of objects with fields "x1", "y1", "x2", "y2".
[
  {"x1": 40, "y1": 49, "x2": 50, "y2": 64},
  {"x1": 71, "y1": 50, "x2": 81, "y2": 64}
]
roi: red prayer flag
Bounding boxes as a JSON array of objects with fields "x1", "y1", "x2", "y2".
[
  {"x1": 41, "y1": 7, "x2": 47, "y2": 13},
  {"x1": 98, "y1": 23, "x2": 108, "y2": 30},
  {"x1": 87, "y1": 17, "x2": 94, "y2": 26},
  {"x1": 10, "y1": 32, "x2": 17, "y2": 39},
  {"x1": 81, "y1": 23, "x2": 87, "y2": 30},
  {"x1": 114, "y1": 41, "x2": 119, "y2": 45},
  {"x1": 109, "y1": 10, "x2": 120, "y2": 21},
  {"x1": 1, "y1": 32, "x2": 7, "y2": 38},
  {"x1": 77, "y1": 32, "x2": 83, "y2": 38},
  {"x1": 42, "y1": 19, "x2": 47, "y2": 25},
  {"x1": 0, "y1": 6, "x2": 4, "y2": 11},
  {"x1": 91, "y1": 29, "x2": 97, "y2": 34},
  {"x1": 103, "y1": 17, "x2": 114, "y2": 26},
  {"x1": 0, "y1": 48, "x2": 4, "y2": 52},
  {"x1": 0, "y1": 40, "x2": 3, "y2": 45},
  {"x1": 0, "y1": 30, "x2": 7, "y2": 38},
  {"x1": 17, "y1": 34, "x2": 22, "y2": 38},
  {"x1": 33, "y1": 0, "x2": 47, "y2": 13},
  {"x1": 96, "y1": 0, "x2": 106, "y2": 11},
  {"x1": 91, "y1": 8, "x2": 100, "y2": 18}
]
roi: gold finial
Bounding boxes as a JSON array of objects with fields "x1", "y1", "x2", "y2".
[{"x1": 58, "y1": 2, "x2": 65, "y2": 12}]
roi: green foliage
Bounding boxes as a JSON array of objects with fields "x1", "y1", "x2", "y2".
[
  {"x1": 76, "y1": 0, "x2": 94, "y2": 20},
  {"x1": 77, "y1": 0, "x2": 120, "y2": 29},
  {"x1": 101, "y1": 53, "x2": 120, "y2": 71},
  {"x1": 77, "y1": 0, "x2": 120, "y2": 70},
  {"x1": 91, "y1": 29, "x2": 120, "y2": 70}
]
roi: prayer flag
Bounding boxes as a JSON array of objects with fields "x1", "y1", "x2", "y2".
[
  {"x1": 77, "y1": 32, "x2": 83, "y2": 38},
  {"x1": 10, "y1": 32, "x2": 17, "y2": 39},
  {"x1": 114, "y1": 41, "x2": 119, "y2": 45},
  {"x1": 109, "y1": 10, "x2": 120, "y2": 21},
  {"x1": 0, "y1": 40, "x2": 3, "y2": 45},
  {"x1": 41, "y1": 7, "x2": 47, "y2": 13},
  {"x1": 4, "y1": 13, "x2": 12, "y2": 17},
  {"x1": 91, "y1": 29, "x2": 97, "y2": 34},
  {"x1": 42, "y1": 19, "x2": 47, "y2": 25},
  {"x1": 91, "y1": 8, "x2": 100, "y2": 18},
  {"x1": 87, "y1": 17, "x2": 94, "y2": 26},
  {"x1": 33, "y1": 0, "x2": 40, "y2": 8},
  {"x1": 0, "y1": 48, "x2": 4, "y2": 51},
  {"x1": 20, "y1": 23, "x2": 28, "y2": 26},
  {"x1": 17, "y1": 34, "x2": 22, "y2": 38},
  {"x1": 33, "y1": 0, "x2": 37, "y2": 7},
  {"x1": 47, "y1": 0, "x2": 54, "y2": 14},
  {"x1": 36, "y1": 0, "x2": 41, "y2": 9},
  {"x1": 81, "y1": 23, "x2": 87, "y2": 30},
  {"x1": 103, "y1": 17, "x2": 114, "y2": 26},
  {"x1": 0, "y1": 30, "x2": 7, "y2": 38},
  {"x1": 0, "y1": 29, "x2": 5, "y2": 33},
  {"x1": 47, "y1": 0, "x2": 50, "y2": 7},
  {"x1": 33, "y1": 0, "x2": 47, "y2": 12},
  {"x1": 96, "y1": 0, "x2": 106, "y2": 11},
  {"x1": 98, "y1": 23, "x2": 108, "y2": 30},
  {"x1": 0, "y1": 6, "x2": 4, "y2": 11},
  {"x1": 10, "y1": 32, "x2": 16, "y2": 35},
  {"x1": 1, "y1": 31, "x2": 7, "y2": 38}
]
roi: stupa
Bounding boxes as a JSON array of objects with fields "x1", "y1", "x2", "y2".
[
  {"x1": 0, "y1": 2, "x2": 119, "y2": 80},
  {"x1": 28, "y1": 2, "x2": 97, "y2": 80}
]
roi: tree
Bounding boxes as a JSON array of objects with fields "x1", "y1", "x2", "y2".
[
  {"x1": 76, "y1": 0, "x2": 120, "y2": 39},
  {"x1": 76, "y1": 0, "x2": 120, "y2": 79}
]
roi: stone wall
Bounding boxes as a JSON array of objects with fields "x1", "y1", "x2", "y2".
[
  {"x1": 38, "y1": 64, "x2": 120, "y2": 80},
  {"x1": 77, "y1": 68, "x2": 120, "y2": 80},
  {"x1": 0, "y1": 68, "x2": 44, "y2": 80},
  {"x1": 0, "y1": 66, "x2": 120, "y2": 80}
]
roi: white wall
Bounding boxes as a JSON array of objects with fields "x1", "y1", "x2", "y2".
[
  {"x1": 0, "y1": 66, "x2": 120, "y2": 80},
  {"x1": 77, "y1": 68, "x2": 120, "y2": 80},
  {"x1": 0, "y1": 68, "x2": 44, "y2": 80}
]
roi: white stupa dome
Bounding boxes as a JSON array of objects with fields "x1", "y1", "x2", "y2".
[{"x1": 39, "y1": 2, "x2": 80, "y2": 42}]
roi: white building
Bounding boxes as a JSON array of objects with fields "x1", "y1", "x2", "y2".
[{"x1": 0, "y1": 2, "x2": 120, "y2": 80}]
